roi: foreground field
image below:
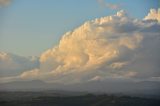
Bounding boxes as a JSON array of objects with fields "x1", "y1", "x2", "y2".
[{"x1": 0, "y1": 91, "x2": 160, "y2": 106}]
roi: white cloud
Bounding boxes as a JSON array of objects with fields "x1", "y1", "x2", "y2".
[
  {"x1": 110, "y1": 61, "x2": 129, "y2": 69},
  {"x1": 144, "y1": 8, "x2": 160, "y2": 22},
  {"x1": 20, "y1": 68, "x2": 40, "y2": 79},
  {"x1": 89, "y1": 76, "x2": 103, "y2": 81},
  {"x1": 0, "y1": 8, "x2": 160, "y2": 84}
]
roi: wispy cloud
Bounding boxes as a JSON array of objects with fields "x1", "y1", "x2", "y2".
[
  {"x1": 96, "y1": 0, "x2": 120, "y2": 10},
  {"x1": 0, "y1": 0, "x2": 11, "y2": 7},
  {"x1": 0, "y1": 52, "x2": 39, "y2": 77}
]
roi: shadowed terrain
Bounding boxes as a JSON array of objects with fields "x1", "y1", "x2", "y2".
[{"x1": 0, "y1": 91, "x2": 160, "y2": 106}]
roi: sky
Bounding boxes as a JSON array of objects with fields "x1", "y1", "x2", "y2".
[{"x1": 0, "y1": 0, "x2": 159, "y2": 56}]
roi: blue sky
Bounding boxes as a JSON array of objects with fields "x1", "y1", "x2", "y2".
[{"x1": 0, "y1": 0, "x2": 159, "y2": 56}]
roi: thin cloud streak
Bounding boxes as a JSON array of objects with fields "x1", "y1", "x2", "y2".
[
  {"x1": 96, "y1": 0, "x2": 120, "y2": 10},
  {"x1": 0, "y1": 0, "x2": 11, "y2": 7}
]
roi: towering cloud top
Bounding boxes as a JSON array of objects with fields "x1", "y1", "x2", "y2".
[
  {"x1": 0, "y1": 9, "x2": 160, "y2": 84},
  {"x1": 145, "y1": 9, "x2": 160, "y2": 22},
  {"x1": 40, "y1": 10, "x2": 142, "y2": 74}
]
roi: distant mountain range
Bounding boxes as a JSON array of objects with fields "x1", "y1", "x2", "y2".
[{"x1": 0, "y1": 80, "x2": 160, "y2": 98}]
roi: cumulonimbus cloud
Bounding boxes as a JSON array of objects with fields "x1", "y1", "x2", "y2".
[{"x1": 0, "y1": 9, "x2": 160, "y2": 84}]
